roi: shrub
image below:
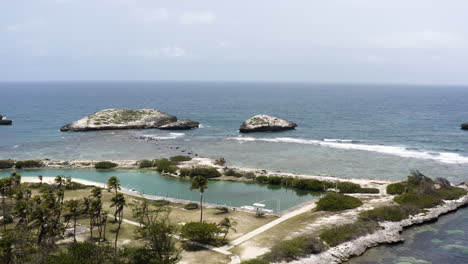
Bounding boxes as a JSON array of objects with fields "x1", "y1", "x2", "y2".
[
  {"x1": 184, "y1": 203, "x2": 199, "y2": 210},
  {"x1": 15, "y1": 160, "x2": 43, "y2": 169},
  {"x1": 150, "y1": 199, "x2": 170, "y2": 206},
  {"x1": 215, "y1": 207, "x2": 229, "y2": 214},
  {"x1": 359, "y1": 205, "x2": 419, "y2": 222},
  {"x1": 0, "y1": 160, "x2": 15, "y2": 169},
  {"x1": 316, "y1": 193, "x2": 363, "y2": 211},
  {"x1": 292, "y1": 179, "x2": 326, "y2": 191},
  {"x1": 394, "y1": 193, "x2": 442, "y2": 209},
  {"x1": 154, "y1": 159, "x2": 178, "y2": 173},
  {"x1": 180, "y1": 222, "x2": 220, "y2": 243},
  {"x1": 170, "y1": 155, "x2": 192, "y2": 162},
  {"x1": 244, "y1": 172, "x2": 256, "y2": 179},
  {"x1": 0, "y1": 214, "x2": 13, "y2": 225},
  {"x1": 435, "y1": 186, "x2": 467, "y2": 200},
  {"x1": 387, "y1": 182, "x2": 406, "y2": 195},
  {"x1": 319, "y1": 220, "x2": 379, "y2": 247},
  {"x1": 337, "y1": 182, "x2": 362, "y2": 193},
  {"x1": 255, "y1": 176, "x2": 269, "y2": 184},
  {"x1": 179, "y1": 167, "x2": 221, "y2": 178},
  {"x1": 138, "y1": 159, "x2": 153, "y2": 168},
  {"x1": 225, "y1": 169, "x2": 244, "y2": 178},
  {"x1": 262, "y1": 235, "x2": 325, "y2": 262},
  {"x1": 66, "y1": 181, "x2": 89, "y2": 190},
  {"x1": 94, "y1": 161, "x2": 118, "y2": 169},
  {"x1": 359, "y1": 188, "x2": 380, "y2": 194}
]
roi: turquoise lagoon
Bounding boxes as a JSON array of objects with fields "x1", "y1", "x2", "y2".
[{"x1": 0, "y1": 169, "x2": 318, "y2": 212}]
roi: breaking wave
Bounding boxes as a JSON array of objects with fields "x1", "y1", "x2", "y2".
[
  {"x1": 140, "y1": 132, "x2": 185, "y2": 140},
  {"x1": 228, "y1": 136, "x2": 468, "y2": 164}
]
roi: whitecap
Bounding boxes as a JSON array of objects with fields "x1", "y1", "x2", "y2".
[{"x1": 227, "y1": 136, "x2": 468, "y2": 164}]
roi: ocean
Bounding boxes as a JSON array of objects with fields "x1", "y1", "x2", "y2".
[{"x1": 1, "y1": 81, "x2": 468, "y2": 262}]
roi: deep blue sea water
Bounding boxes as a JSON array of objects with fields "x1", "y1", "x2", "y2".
[{"x1": 1, "y1": 81, "x2": 468, "y2": 262}]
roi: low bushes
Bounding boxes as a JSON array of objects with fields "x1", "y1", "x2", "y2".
[
  {"x1": 262, "y1": 235, "x2": 326, "y2": 263},
  {"x1": 153, "y1": 159, "x2": 178, "y2": 173},
  {"x1": 337, "y1": 182, "x2": 361, "y2": 193},
  {"x1": 255, "y1": 176, "x2": 327, "y2": 192},
  {"x1": 435, "y1": 186, "x2": 467, "y2": 200},
  {"x1": 319, "y1": 220, "x2": 379, "y2": 247},
  {"x1": 184, "y1": 203, "x2": 199, "y2": 210},
  {"x1": 180, "y1": 222, "x2": 220, "y2": 243},
  {"x1": 138, "y1": 159, "x2": 154, "y2": 168},
  {"x1": 169, "y1": 155, "x2": 192, "y2": 162},
  {"x1": 179, "y1": 167, "x2": 221, "y2": 178},
  {"x1": 0, "y1": 160, "x2": 15, "y2": 169},
  {"x1": 316, "y1": 193, "x2": 363, "y2": 211},
  {"x1": 359, "y1": 205, "x2": 419, "y2": 222},
  {"x1": 387, "y1": 182, "x2": 406, "y2": 195},
  {"x1": 94, "y1": 161, "x2": 118, "y2": 169},
  {"x1": 337, "y1": 182, "x2": 379, "y2": 194},
  {"x1": 224, "y1": 169, "x2": 244, "y2": 178},
  {"x1": 394, "y1": 193, "x2": 443, "y2": 209},
  {"x1": 15, "y1": 160, "x2": 43, "y2": 169}
]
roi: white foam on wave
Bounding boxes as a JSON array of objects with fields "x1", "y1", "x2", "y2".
[
  {"x1": 12, "y1": 145, "x2": 19, "y2": 149},
  {"x1": 228, "y1": 136, "x2": 468, "y2": 164},
  {"x1": 323, "y1": 138, "x2": 354, "y2": 143},
  {"x1": 142, "y1": 132, "x2": 185, "y2": 140}
]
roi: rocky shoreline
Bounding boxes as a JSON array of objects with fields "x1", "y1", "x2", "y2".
[{"x1": 289, "y1": 192, "x2": 468, "y2": 264}]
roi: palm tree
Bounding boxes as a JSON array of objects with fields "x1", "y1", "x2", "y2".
[
  {"x1": 107, "y1": 176, "x2": 121, "y2": 196},
  {"x1": 64, "y1": 199, "x2": 82, "y2": 242},
  {"x1": 111, "y1": 193, "x2": 126, "y2": 252},
  {"x1": 190, "y1": 176, "x2": 208, "y2": 222},
  {"x1": 107, "y1": 176, "x2": 121, "y2": 221},
  {"x1": 218, "y1": 217, "x2": 237, "y2": 242},
  {"x1": 55, "y1": 175, "x2": 65, "y2": 189}
]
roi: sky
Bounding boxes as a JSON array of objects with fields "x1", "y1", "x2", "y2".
[{"x1": 1, "y1": 0, "x2": 468, "y2": 84}]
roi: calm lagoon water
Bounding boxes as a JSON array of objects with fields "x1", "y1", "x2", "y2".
[{"x1": 0, "y1": 169, "x2": 317, "y2": 212}]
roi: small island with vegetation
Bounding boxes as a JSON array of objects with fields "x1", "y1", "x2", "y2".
[{"x1": 60, "y1": 109, "x2": 200, "y2": 131}]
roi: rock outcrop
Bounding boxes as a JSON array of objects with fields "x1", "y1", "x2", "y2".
[
  {"x1": 60, "y1": 109, "x2": 177, "y2": 131},
  {"x1": 158, "y1": 120, "x2": 200, "y2": 130},
  {"x1": 290, "y1": 192, "x2": 468, "y2": 264},
  {"x1": 461, "y1": 123, "x2": 468, "y2": 130},
  {"x1": 239, "y1": 115, "x2": 297, "y2": 133},
  {"x1": 0, "y1": 114, "x2": 12, "y2": 125}
]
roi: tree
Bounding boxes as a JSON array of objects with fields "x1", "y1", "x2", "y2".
[
  {"x1": 111, "y1": 193, "x2": 126, "y2": 252},
  {"x1": 0, "y1": 177, "x2": 13, "y2": 233},
  {"x1": 55, "y1": 176, "x2": 64, "y2": 189},
  {"x1": 189, "y1": 176, "x2": 208, "y2": 222},
  {"x1": 180, "y1": 222, "x2": 220, "y2": 243},
  {"x1": 107, "y1": 176, "x2": 121, "y2": 197},
  {"x1": 218, "y1": 217, "x2": 237, "y2": 242},
  {"x1": 63, "y1": 199, "x2": 82, "y2": 242},
  {"x1": 107, "y1": 176, "x2": 121, "y2": 220},
  {"x1": 133, "y1": 202, "x2": 181, "y2": 264}
]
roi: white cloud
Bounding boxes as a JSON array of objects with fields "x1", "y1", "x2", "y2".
[
  {"x1": 370, "y1": 31, "x2": 465, "y2": 49},
  {"x1": 132, "y1": 45, "x2": 188, "y2": 58},
  {"x1": 130, "y1": 8, "x2": 169, "y2": 24},
  {"x1": 179, "y1": 11, "x2": 215, "y2": 25}
]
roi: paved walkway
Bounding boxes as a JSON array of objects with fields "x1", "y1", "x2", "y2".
[{"x1": 218, "y1": 201, "x2": 317, "y2": 251}]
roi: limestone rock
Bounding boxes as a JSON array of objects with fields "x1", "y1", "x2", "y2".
[
  {"x1": 60, "y1": 109, "x2": 177, "y2": 131},
  {"x1": 239, "y1": 115, "x2": 297, "y2": 133}
]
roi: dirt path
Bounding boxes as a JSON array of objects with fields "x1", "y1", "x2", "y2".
[{"x1": 219, "y1": 200, "x2": 317, "y2": 251}]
